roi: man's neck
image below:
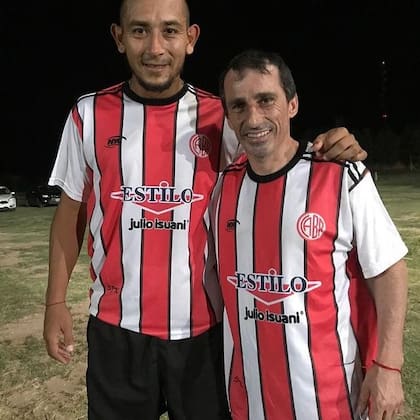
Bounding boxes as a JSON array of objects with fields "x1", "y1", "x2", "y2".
[
  {"x1": 128, "y1": 77, "x2": 185, "y2": 99},
  {"x1": 249, "y1": 138, "x2": 299, "y2": 176}
]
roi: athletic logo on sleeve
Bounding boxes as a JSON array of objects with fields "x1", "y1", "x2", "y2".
[{"x1": 297, "y1": 212, "x2": 326, "y2": 240}]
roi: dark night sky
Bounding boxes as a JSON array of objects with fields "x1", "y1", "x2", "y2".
[{"x1": 2, "y1": 0, "x2": 420, "y2": 183}]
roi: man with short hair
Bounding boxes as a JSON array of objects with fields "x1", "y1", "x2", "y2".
[{"x1": 212, "y1": 48, "x2": 408, "y2": 420}]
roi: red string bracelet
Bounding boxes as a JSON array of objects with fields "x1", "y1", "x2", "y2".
[
  {"x1": 45, "y1": 300, "x2": 66, "y2": 307},
  {"x1": 372, "y1": 359, "x2": 402, "y2": 374}
]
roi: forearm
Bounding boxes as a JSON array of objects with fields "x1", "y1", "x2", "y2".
[
  {"x1": 46, "y1": 193, "x2": 87, "y2": 303},
  {"x1": 366, "y1": 259, "x2": 408, "y2": 368}
]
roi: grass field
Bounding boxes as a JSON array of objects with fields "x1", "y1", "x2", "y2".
[{"x1": 0, "y1": 170, "x2": 419, "y2": 419}]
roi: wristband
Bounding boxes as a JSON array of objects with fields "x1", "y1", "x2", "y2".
[
  {"x1": 372, "y1": 359, "x2": 402, "y2": 374},
  {"x1": 45, "y1": 300, "x2": 66, "y2": 307}
]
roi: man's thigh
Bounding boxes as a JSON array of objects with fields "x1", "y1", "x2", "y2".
[
  {"x1": 160, "y1": 323, "x2": 231, "y2": 420},
  {"x1": 86, "y1": 315, "x2": 165, "y2": 420}
]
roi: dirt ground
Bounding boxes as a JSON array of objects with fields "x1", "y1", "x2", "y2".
[
  {"x1": 0, "y1": 300, "x2": 171, "y2": 420},
  {"x1": 0, "y1": 300, "x2": 90, "y2": 420}
]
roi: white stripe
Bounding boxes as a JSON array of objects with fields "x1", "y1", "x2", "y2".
[
  {"x1": 82, "y1": 96, "x2": 105, "y2": 316},
  {"x1": 282, "y1": 163, "x2": 319, "y2": 420},
  {"x1": 169, "y1": 91, "x2": 198, "y2": 338},
  {"x1": 223, "y1": 309, "x2": 234, "y2": 411},
  {"x1": 236, "y1": 178, "x2": 265, "y2": 420},
  {"x1": 120, "y1": 97, "x2": 145, "y2": 331},
  {"x1": 333, "y1": 179, "x2": 358, "y2": 408}
]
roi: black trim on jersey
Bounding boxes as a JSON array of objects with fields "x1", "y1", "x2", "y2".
[
  {"x1": 187, "y1": 84, "x2": 221, "y2": 101},
  {"x1": 302, "y1": 148, "x2": 369, "y2": 195},
  {"x1": 302, "y1": 151, "x2": 348, "y2": 168},
  {"x1": 246, "y1": 140, "x2": 307, "y2": 183},
  {"x1": 75, "y1": 82, "x2": 125, "y2": 105},
  {"x1": 347, "y1": 162, "x2": 370, "y2": 192},
  {"x1": 223, "y1": 156, "x2": 248, "y2": 174},
  {"x1": 122, "y1": 81, "x2": 189, "y2": 105},
  {"x1": 346, "y1": 162, "x2": 361, "y2": 185}
]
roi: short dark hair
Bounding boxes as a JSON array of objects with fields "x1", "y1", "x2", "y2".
[
  {"x1": 118, "y1": 0, "x2": 190, "y2": 25},
  {"x1": 219, "y1": 49, "x2": 297, "y2": 110}
]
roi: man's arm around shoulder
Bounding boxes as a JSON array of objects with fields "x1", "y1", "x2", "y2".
[{"x1": 311, "y1": 127, "x2": 368, "y2": 162}]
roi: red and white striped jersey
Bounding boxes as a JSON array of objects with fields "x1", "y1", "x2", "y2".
[
  {"x1": 212, "y1": 141, "x2": 408, "y2": 420},
  {"x1": 49, "y1": 82, "x2": 238, "y2": 340}
]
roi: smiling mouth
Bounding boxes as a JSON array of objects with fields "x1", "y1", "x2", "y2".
[
  {"x1": 245, "y1": 129, "x2": 271, "y2": 139},
  {"x1": 143, "y1": 63, "x2": 167, "y2": 69}
]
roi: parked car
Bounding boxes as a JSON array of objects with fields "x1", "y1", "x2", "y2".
[
  {"x1": 26, "y1": 184, "x2": 61, "y2": 207},
  {"x1": 0, "y1": 185, "x2": 17, "y2": 211}
]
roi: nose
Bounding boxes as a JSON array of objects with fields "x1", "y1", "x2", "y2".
[
  {"x1": 245, "y1": 104, "x2": 264, "y2": 127},
  {"x1": 147, "y1": 31, "x2": 165, "y2": 55}
]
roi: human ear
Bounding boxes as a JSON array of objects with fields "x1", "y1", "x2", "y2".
[
  {"x1": 110, "y1": 23, "x2": 125, "y2": 54},
  {"x1": 186, "y1": 24, "x2": 200, "y2": 55},
  {"x1": 289, "y1": 95, "x2": 299, "y2": 118}
]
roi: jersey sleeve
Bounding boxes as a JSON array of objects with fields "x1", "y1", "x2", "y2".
[
  {"x1": 348, "y1": 162, "x2": 408, "y2": 278},
  {"x1": 48, "y1": 104, "x2": 91, "y2": 202}
]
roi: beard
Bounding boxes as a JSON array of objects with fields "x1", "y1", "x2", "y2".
[{"x1": 134, "y1": 74, "x2": 175, "y2": 93}]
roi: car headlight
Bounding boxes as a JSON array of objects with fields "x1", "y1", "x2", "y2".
[{"x1": 42, "y1": 194, "x2": 49, "y2": 198}]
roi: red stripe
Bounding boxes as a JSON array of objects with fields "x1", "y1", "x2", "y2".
[
  {"x1": 140, "y1": 104, "x2": 177, "y2": 337},
  {"x1": 71, "y1": 105, "x2": 97, "y2": 284},
  {"x1": 218, "y1": 170, "x2": 249, "y2": 420},
  {"x1": 85, "y1": 165, "x2": 94, "y2": 279},
  {"x1": 305, "y1": 162, "x2": 352, "y2": 419},
  {"x1": 189, "y1": 96, "x2": 224, "y2": 333},
  {"x1": 254, "y1": 180, "x2": 295, "y2": 419},
  {"x1": 71, "y1": 105, "x2": 83, "y2": 139},
  {"x1": 347, "y1": 249, "x2": 378, "y2": 370},
  {"x1": 93, "y1": 90, "x2": 124, "y2": 325}
]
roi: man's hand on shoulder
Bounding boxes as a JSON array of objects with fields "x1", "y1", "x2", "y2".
[{"x1": 312, "y1": 127, "x2": 367, "y2": 162}]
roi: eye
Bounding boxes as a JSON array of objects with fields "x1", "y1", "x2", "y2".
[
  {"x1": 162, "y1": 25, "x2": 183, "y2": 37},
  {"x1": 229, "y1": 102, "x2": 245, "y2": 113},
  {"x1": 259, "y1": 96, "x2": 275, "y2": 107},
  {"x1": 132, "y1": 26, "x2": 146, "y2": 37}
]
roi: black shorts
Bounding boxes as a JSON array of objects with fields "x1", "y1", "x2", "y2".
[{"x1": 86, "y1": 315, "x2": 231, "y2": 420}]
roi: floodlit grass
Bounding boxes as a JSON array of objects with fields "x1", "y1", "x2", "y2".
[
  {"x1": 375, "y1": 170, "x2": 420, "y2": 420},
  {"x1": 0, "y1": 207, "x2": 90, "y2": 323},
  {"x1": 0, "y1": 171, "x2": 418, "y2": 419}
]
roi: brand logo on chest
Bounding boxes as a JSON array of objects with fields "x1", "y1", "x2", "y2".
[
  {"x1": 110, "y1": 181, "x2": 204, "y2": 214},
  {"x1": 227, "y1": 268, "x2": 322, "y2": 305},
  {"x1": 106, "y1": 135, "x2": 126, "y2": 148}
]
